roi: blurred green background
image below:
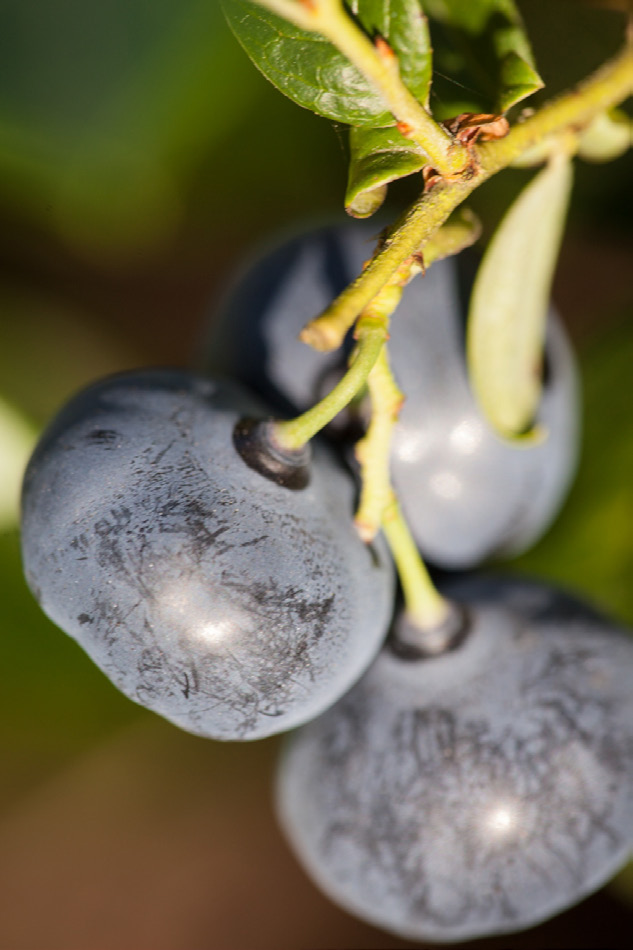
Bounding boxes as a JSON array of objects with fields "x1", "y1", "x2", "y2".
[{"x1": 1, "y1": 1, "x2": 632, "y2": 947}]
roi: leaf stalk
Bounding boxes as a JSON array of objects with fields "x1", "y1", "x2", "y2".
[{"x1": 271, "y1": 323, "x2": 385, "y2": 451}]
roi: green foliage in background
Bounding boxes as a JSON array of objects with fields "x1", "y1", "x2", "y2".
[{"x1": 0, "y1": 0, "x2": 260, "y2": 256}]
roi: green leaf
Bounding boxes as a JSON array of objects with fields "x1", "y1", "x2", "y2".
[
  {"x1": 222, "y1": 0, "x2": 387, "y2": 126},
  {"x1": 221, "y1": 0, "x2": 432, "y2": 127},
  {"x1": 496, "y1": 49, "x2": 541, "y2": 114},
  {"x1": 467, "y1": 154, "x2": 573, "y2": 438},
  {"x1": 346, "y1": 125, "x2": 426, "y2": 217},
  {"x1": 352, "y1": 1, "x2": 432, "y2": 107},
  {"x1": 424, "y1": 0, "x2": 543, "y2": 116}
]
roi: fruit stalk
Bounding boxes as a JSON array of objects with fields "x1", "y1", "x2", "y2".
[
  {"x1": 272, "y1": 323, "x2": 385, "y2": 451},
  {"x1": 274, "y1": 207, "x2": 475, "y2": 451},
  {"x1": 274, "y1": 248, "x2": 419, "y2": 450},
  {"x1": 354, "y1": 345, "x2": 403, "y2": 543},
  {"x1": 381, "y1": 492, "x2": 450, "y2": 632}
]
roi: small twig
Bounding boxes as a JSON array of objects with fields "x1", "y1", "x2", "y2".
[{"x1": 272, "y1": 324, "x2": 385, "y2": 450}]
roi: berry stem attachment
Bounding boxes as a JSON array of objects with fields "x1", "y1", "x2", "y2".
[
  {"x1": 381, "y1": 492, "x2": 450, "y2": 631},
  {"x1": 248, "y1": 0, "x2": 468, "y2": 177},
  {"x1": 354, "y1": 346, "x2": 403, "y2": 543},
  {"x1": 300, "y1": 43, "x2": 633, "y2": 352},
  {"x1": 274, "y1": 240, "x2": 425, "y2": 451},
  {"x1": 272, "y1": 325, "x2": 385, "y2": 451},
  {"x1": 274, "y1": 209, "x2": 481, "y2": 451}
]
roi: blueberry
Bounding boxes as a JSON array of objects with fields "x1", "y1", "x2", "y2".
[
  {"x1": 204, "y1": 225, "x2": 580, "y2": 567},
  {"x1": 20, "y1": 370, "x2": 394, "y2": 740},
  {"x1": 276, "y1": 575, "x2": 633, "y2": 943}
]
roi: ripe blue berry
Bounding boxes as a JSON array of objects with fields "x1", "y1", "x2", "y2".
[
  {"x1": 277, "y1": 575, "x2": 633, "y2": 942},
  {"x1": 21, "y1": 370, "x2": 394, "y2": 740}
]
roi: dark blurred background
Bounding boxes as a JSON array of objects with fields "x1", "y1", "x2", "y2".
[{"x1": 1, "y1": 1, "x2": 632, "y2": 947}]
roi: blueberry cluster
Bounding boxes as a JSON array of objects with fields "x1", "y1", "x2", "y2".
[
  {"x1": 20, "y1": 226, "x2": 633, "y2": 942},
  {"x1": 204, "y1": 224, "x2": 579, "y2": 568}
]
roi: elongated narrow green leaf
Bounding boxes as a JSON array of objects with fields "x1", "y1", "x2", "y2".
[
  {"x1": 346, "y1": 125, "x2": 426, "y2": 217},
  {"x1": 467, "y1": 154, "x2": 573, "y2": 439},
  {"x1": 425, "y1": 0, "x2": 543, "y2": 116},
  {"x1": 221, "y1": 0, "x2": 432, "y2": 127}
]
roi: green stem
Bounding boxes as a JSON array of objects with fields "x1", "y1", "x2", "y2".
[
  {"x1": 354, "y1": 346, "x2": 403, "y2": 542},
  {"x1": 355, "y1": 344, "x2": 449, "y2": 629},
  {"x1": 302, "y1": 43, "x2": 633, "y2": 352},
  {"x1": 274, "y1": 233, "x2": 426, "y2": 449},
  {"x1": 301, "y1": 208, "x2": 481, "y2": 351},
  {"x1": 272, "y1": 325, "x2": 385, "y2": 450},
  {"x1": 479, "y1": 46, "x2": 633, "y2": 174},
  {"x1": 381, "y1": 493, "x2": 450, "y2": 630},
  {"x1": 249, "y1": 0, "x2": 467, "y2": 176}
]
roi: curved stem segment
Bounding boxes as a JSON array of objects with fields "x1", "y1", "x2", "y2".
[
  {"x1": 381, "y1": 493, "x2": 450, "y2": 630},
  {"x1": 274, "y1": 236, "x2": 423, "y2": 450},
  {"x1": 354, "y1": 346, "x2": 403, "y2": 542},
  {"x1": 301, "y1": 43, "x2": 633, "y2": 351},
  {"x1": 250, "y1": 0, "x2": 467, "y2": 176},
  {"x1": 272, "y1": 324, "x2": 385, "y2": 451},
  {"x1": 355, "y1": 342, "x2": 450, "y2": 630}
]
